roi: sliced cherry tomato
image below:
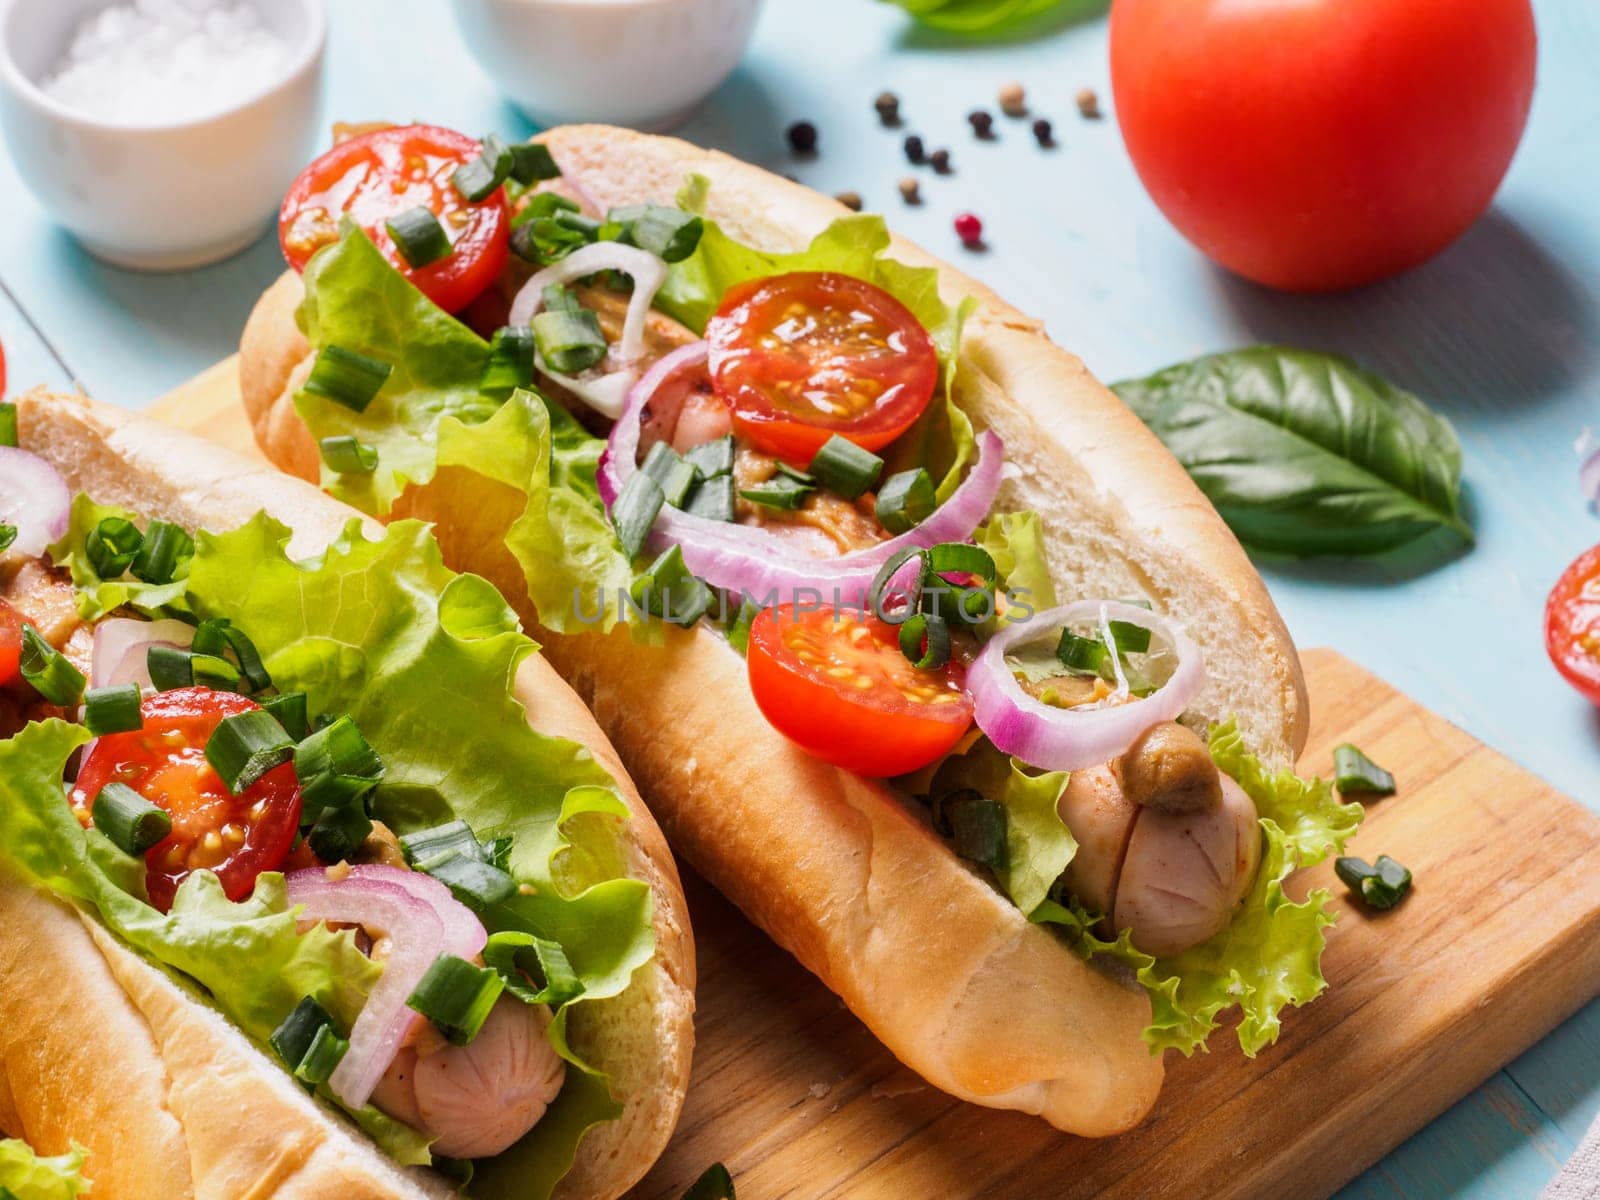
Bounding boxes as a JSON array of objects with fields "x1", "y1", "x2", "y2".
[
  {"x1": 1546, "y1": 545, "x2": 1600, "y2": 705},
  {"x1": 707, "y1": 272, "x2": 939, "y2": 463},
  {"x1": 747, "y1": 604, "x2": 973, "y2": 777},
  {"x1": 0, "y1": 600, "x2": 21, "y2": 686},
  {"x1": 72, "y1": 687, "x2": 302, "y2": 911},
  {"x1": 278, "y1": 124, "x2": 510, "y2": 314}
]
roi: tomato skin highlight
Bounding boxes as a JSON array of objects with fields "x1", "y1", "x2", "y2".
[
  {"x1": 278, "y1": 124, "x2": 509, "y2": 314},
  {"x1": 1546, "y1": 545, "x2": 1600, "y2": 706},
  {"x1": 707, "y1": 272, "x2": 939, "y2": 463},
  {"x1": 0, "y1": 600, "x2": 22, "y2": 686},
  {"x1": 747, "y1": 605, "x2": 973, "y2": 778},
  {"x1": 1110, "y1": 0, "x2": 1536, "y2": 291},
  {"x1": 73, "y1": 687, "x2": 303, "y2": 911}
]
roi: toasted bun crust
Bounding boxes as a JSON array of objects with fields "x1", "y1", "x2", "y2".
[
  {"x1": 238, "y1": 125, "x2": 1309, "y2": 1132},
  {"x1": 4, "y1": 391, "x2": 695, "y2": 1200}
]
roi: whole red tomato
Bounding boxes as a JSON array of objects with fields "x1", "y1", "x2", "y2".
[{"x1": 1110, "y1": 0, "x2": 1537, "y2": 292}]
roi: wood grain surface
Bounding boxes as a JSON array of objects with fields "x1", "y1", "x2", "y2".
[{"x1": 149, "y1": 369, "x2": 1600, "y2": 1200}]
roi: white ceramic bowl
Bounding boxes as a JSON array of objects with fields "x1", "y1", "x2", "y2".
[
  {"x1": 0, "y1": 0, "x2": 325, "y2": 271},
  {"x1": 452, "y1": 0, "x2": 762, "y2": 131}
]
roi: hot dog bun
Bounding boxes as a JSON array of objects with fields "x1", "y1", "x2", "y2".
[
  {"x1": 238, "y1": 125, "x2": 1308, "y2": 1133},
  {"x1": 1, "y1": 390, "x2": 695, "y2": 1200}
]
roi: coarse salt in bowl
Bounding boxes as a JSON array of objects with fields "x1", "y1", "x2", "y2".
[{"x1": 0, "y1": 0, "x2": 326, "y2": 270}]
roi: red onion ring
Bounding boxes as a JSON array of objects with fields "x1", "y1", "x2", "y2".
[
  {"x1": 968, "y1": 600, "x2": 1207, "y2": 771},
  {"x1": 286, "y1": 864, "x2": 486, "y2": 1110},
  {"x1": 91, "y1": 618, "x2": 196, "y2": 689},
  {"x1": 0, "y1": 447, "x2": 71, "y2": 559},
  {"x1": 598, "y1": 343, "x2": 1006, "y2": 608}
]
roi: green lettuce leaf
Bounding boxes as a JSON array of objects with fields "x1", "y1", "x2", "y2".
[
  {"x1": 975, "y1": 510, "x2": 1057, "y2": 630},
  {"x1": 49, "y1": 495, "x2": 191, "y2": 620},
  {"x1": 0, "y1": 1138, "x2": 90, "y2": 1200}
]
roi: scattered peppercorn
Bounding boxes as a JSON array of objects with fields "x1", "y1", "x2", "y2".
[
  {"x1": 874, "y1": 91, "x2": 901, "y2": 126},
  {"x1": 1031, "y1": 118, "x2": 1054, "y2": 148},
  {"x1": 786, "y1": 120, "x2": 818, "y2": 154},
  {"x1": 954, "y1": 212, "x2": 983, "y2": 247},
  {"x1": 897, "y1": 176, "x2": 921, "y2": 205},
  {"x1": 834, "y1": 190, "x2": 863, "y2": 212},
  {"x1": 903, "y1": 134, "x2": 926, "y2": 165},
  {"x1": 998, "y1": 81, "x2": 1026, "y2": 117},
  {"x1": 967, "y1": 109, "x2": 994, "y2": 139},
  {"x1": 1076, "y1": 88, "x2": 1101, "y2": 119},
  {"x1": 929, "y1": 148, "x2": 952, "y2": 174}
]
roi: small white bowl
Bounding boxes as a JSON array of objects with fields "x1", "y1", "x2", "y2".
[
  {"x1": 0, "y1": 0, "x2": 326, "y2": 271},
  {"x1": 452, "y1": 0, "x2": 762, "y2": 132}
]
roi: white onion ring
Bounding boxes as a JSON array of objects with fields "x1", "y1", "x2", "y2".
[
  {"x1": 968, "y1": 600, "x2": 1207, "y2": 771},
  {"x1": 597, "y1": 342, "x2": 1006, "y2": 608},
  {"x1": 91, "y1": 618, "x2": 196, "y2": 689},
  {"x1": 507, "y1": 242, "x2": 669, "y2": 420},
  {"x1": 286, "y1": 864, "x2": 486, "y2": 1109},
  {"x1": 0, "y1": 447, "x2": 71, "y2": 559}
]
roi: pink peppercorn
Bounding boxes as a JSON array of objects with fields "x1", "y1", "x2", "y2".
[{"x1": 954, "y1": 212, "x2": 983, "y2": 247}]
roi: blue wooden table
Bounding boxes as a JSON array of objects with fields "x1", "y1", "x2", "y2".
[{"x1": 3, "y1": 1, "x2": 1597, "y2": 1194}]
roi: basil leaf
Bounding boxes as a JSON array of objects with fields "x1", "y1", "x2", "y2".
[{"x1": 1112, "y1": 345, "x2": 1473, "y2": 557}]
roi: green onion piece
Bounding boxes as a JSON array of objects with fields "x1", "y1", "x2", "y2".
[
  {"x1": 146, "y1": 645, "x2": 240, "y2": 693},
  {"x1": 306, "y1": 801, "x2": 374, "y2": 863},
  {"x1": 875, "y1": 468, "x2": 936, "y2": 534},
  {"x1": 206, "y1": 709, "x2": 294, "y2": 795},
  {"x1": 608, "y1": 203, "x2": 705, "y2": 263},
  {"x1": 641, "y1": 442, "x2": 700, "y2": 507},
  {"x1": 532, "y1": 307, "x2": 607, "y2": 375},
  {"x1": 508, "y1": 141, "x2": 560, "y2": 184},
  {"x1": 86, "y1": 516, "x2": 142, "y2": 578},
  {"x1": 270, "y1": 995, "x2": 338, "y2": 1071},
  {"x1": 630, "y1": 545, "x2": 713, "y2": 627},
  {"x1": 681, "y1": 1163, "x2": 736, "y2": 1200},
  {"x1": 1335, "y1": 854, "x2": 1412, "y2": 910},
  {"x1": 407, "y1": 954, "x2": 505, "y2": 1045},
  {"x1": 554, "y1": 210, "x2": 602, "y2": 239},
  {"x1": 868, "y1": 546, "x2": 929, "y2": 622},
  {"x1": 951, "y1": 585, "x2": 995, "y2": 627},
  {"x1": 724, "y1": 596, "x2": 759, "y2": 656},
  {"x1": 510, "y1": 215, "x2": 589, "y2": 265},
  {"x1": 926, "y1": 542, "x2": 997, "y2": 588},
  {"x1": 613, "y1": 471, "x2": 665, "y2": 560},
  {"x1": 191, "y1": 618, "x2": 272, "y2": 693},
  {"x1": 452, "y1": 133, "x2": 513, "y2": 203},
  {"x1": 514, "y1": 192, "x2": 578, "y2": 227},
  {"x1": 293, "y1": 1023, "x2": 350, "y2": 1087},
  {"x1": 776, "y1": 462, "x2": 815, "y2": 485},
  {"x1": 319, "y1": 435, "x2": 379, "y2": 475},
  {"x1": 302, "y1": 346, "x2": 392, "y2": 413},
  {"x1": 684, "y1": 435, "x2": 735, "y2": 479},
  {"x1": 1107, "y1": 619, "x2": 1153, "y2": 654},
  {"x1": 84, "y1": 683, "x2": 143, "y2": 735},
  {"x1": 295, "y1": 716, "x2": 383, "y2": 819},
  {"x1": 191, "y1": 653, "x2": 243, "y2": 692},
  {"x1": 738, "y1": 475, "x2": 813, "y2": 511},
  {"x1": 399, "y1": 819, "x2": 483, "y2": 867},
  {"x1": 897, "y1": 611, "x2": 951, "y2": 670},
  {"x1": 0, "y1": 401, "x2": 16, "y2": 447},
  {"x1": 1056, "y1": 630, "x2": 1109, "y2": 675},
  {"x1": 808, "y1": 435, "x2": 884, "y2": 499},
  {"x1": 483, "y1": 931, "x2": 585, "y2": 1007},
  {"x1": 1333, "y1": 744, "x2": 1396, "y2": 796},
  {"x1": 480, "y1": 325, "x2": 537, "y2": 397},
  {"x1": 425, "y1": 850, "x2": 518, "y2": 911},
  {"x1": 129, "y1": 520, "x2": 193, "y2": 585},
  {"x1": 0, "y1": 524, "x2": 14, "y2": 552},
  {"x1": 542, "y1": 283, "x2": 583, "y2": 315},
  {"x1": 92, "y1": 782, "x2": 171, "y2": 857},
  {"x1": 684, "y1": 475, "x2": 736, "y2": 523},
  {"x1": 262, "y1": 692, "x2": 310, "y2": 742},
  {"x1": 385, "y1": 205, "x2": 452, "y2": 268},
  {"x1": 19, "y1": 625, "x2": 85, "y2": 705},
  {"x1": 933, "y1": 789, "x2": 1008, "y2": 870}
]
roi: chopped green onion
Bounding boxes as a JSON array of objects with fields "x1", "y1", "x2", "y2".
[
  {"x1": 724, "y1": 596, "x2": 759, "y2": 656},
  {"x1": 532, "y1": 307, "x2": 607, "y2": 375},
  {"x1": 19, "y1": 625, "x2": 84, "y2": 705},
  {"x1": 262, "y1": 692, "x2": 310, "y2": 741},
  {"x1": 681, "y1": 1163, "x2": 736, "y2": 1200},
  {"x1": 399, "y1": 819, "x2": 483, "y2": 867},
  {"x1": 84, "y1": 683, "x2": 143, "y2": 735},
  {"x1": 933, "y1": 789, "x2": 1008, "y2": 870},
  {"x1": 508, "y1": 141, "x2": 560, "y2": 185},
  {"x1": 92, "y1": 782, "x2": 171, "y2": 857},
  {"x1": 868, "y1": 546, "x2": 930, "y2": 622},
  {"x1": 426, "y1": 851, "x2": 518, "y2": 911},
  {"x1": 0, "y1": 524, "x2": 14, "y2": 552},
  {"x1": 875, "y1": 468, "x2": 936, "y2": 534},
  {"x1": 555, "y1": 210, "x2": 602, "y2": 239},
  {"x1": 511, "y1": 214, "x2": 589, "y2": 265},
  {"x1": 293, "y1": 1023, "x2": 349, "y2": 1087},
  {"x1": 86, "y1": 517, "x2": 143, "y2": 578},
  {"x1": 0, "y1": 401, "x2": 15, "y2": 447},
  {"x1": 129, "y1": 520, "x2": 192, "y2": 585},
  {"x1": 641, "y1": 442, "x2": 700, "y2": 507},
  {"x1": 1107, "y1": 619, "x2": 1152, "y2": 654},
  {"x1": 1335, "y1": 854, "x2": 1412, "y2": 910},
  {"x1": 608, "y1": 203, "x2": 705, "y2": 263},
  {"x1": 684, "y1": 474, "x2": 736, "y2": 523},
  {"x1": 926, "y1": 542, "x2": 997, "y2": 587},
  {"x1": 270, "y1": 996, "x2": 339, "y2": 1072},
  {"x1": 612, "y1": 471, "x2": 665, "y2": 560},
  {"x1": 305, "y1": 801, "x2": 373, "y2": 863},
  {"x1": 452, "y1": 133, "x2": 513, "y2": 202},
  {"x1": 514, "y1": 191, "x2": 578, "y2": 226},
  {"x1": 480, "y1": 325, "x2": 537, "y2": 397},
  {"x1": 738, "y1": 474, "x2": 813, "y2": 510},
  {"x1": 897, "y1": 611, "x2": 951, "y2": 669},
  {"x1": 192, "y1": 618, "x2": 271, "y2": 693},
  {"x1": 319, "y1": 435, "x2": 379, "y2": 475},
  {"x1": 206, "y1": 709, "x2": 294, "y2": 794},
  {"x1": 776, "y1": 462, "x2": 815, "y2": 485},
  {"x1": 1333, "y1": 744, "x2": 1396, "y2": 796},
  {"x1": 146, "y1": 645, "x2": 240, "y2": 693},
  {"x1": 684, "y1": 435, "x2": 735, "y2": 479},
  {"x1": 302, "y1": 346, "x2": 392, "y2": 413},
  {"x1": 1056, "y1": 630, "x2": 1108, "y2": 675},
  {"x1": 630, "y1": 545, "x2": 712, "y2": 627},
  {"x1": 407, "y1": 953, "x2": 505, "y2": 1045},
  {"x1": 483, "y1": 931, "x2": 585, "y2": 1006},
  {"x1": 808, "y1": 435, "x2": 884, "y2": 499},
  {"x1": 385, "y1": 205, "x2": 452, "y2": 268},
  {"x1": 295, "y1": 716, "x2": 383, "y2": 819}
]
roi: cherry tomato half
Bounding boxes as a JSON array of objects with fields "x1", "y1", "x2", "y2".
[
  {"x1": 747, "y1": 604, "x2": 973, "y2": 777},
  {"x1": 278, "y1": 124, "x2": 510, "y2": 314},
  {"x1": 72, "y1": 687, "x2": 302, "y2": 912},
  {"x1": 1545, "y1": 545, "x2": 1600, "y2": 705},
  {"x1": 0, "y1": 600, "x2": 21, "y2": 687},
  {"x1": 1110, "y1": 0, "x2": 1536, "y2": 291},
  {"x1": 707, "y1": 272, "x2": 939, "y2": 463}
]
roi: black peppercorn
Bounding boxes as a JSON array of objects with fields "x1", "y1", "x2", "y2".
[
  {"x1": 874, "y1": 91, "x2": 901, "y2": 126},
  {"x1": 968, "y1": 109, "x2": 994, "y2": 139},
  {"x1": 786, "y1": 120, "x2": 818, "y2": 154},
  {"x1": 930, "y1": 148, "x2": 952, "y2": 174},
  {"x1": 834, "y1": 190, "x2": 863, "y2": 212},
  {"x1": 1032, "y1": 118, "x2": 1054, "y2": 147},
  {"x1": 903, "y1": 134, "x2": 926, "y2": 165}
]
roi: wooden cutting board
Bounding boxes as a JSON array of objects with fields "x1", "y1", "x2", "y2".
[{"x1": 152, "y1": 362, "x2": 1600, "y2": 1200}]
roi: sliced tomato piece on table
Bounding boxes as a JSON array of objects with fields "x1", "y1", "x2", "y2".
[
  {"x1": 707, "y1": 271, "x2": 939, "y2": 463},
  {"x1": 1546, "y1": 545, "x2": 1600, "y2": 705},
  {"x1": 747, "y1": 604, "x2": 973, "y2": 777},
  {"x1": 278, "y1": 123, "x2": 509, "y2": 313},
  {"x1": 72, "y1": 687, "x2": 303, "y2": 911},
  {"x1": 0, "y1": 600, "x2": 21, "y2": 686}
]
